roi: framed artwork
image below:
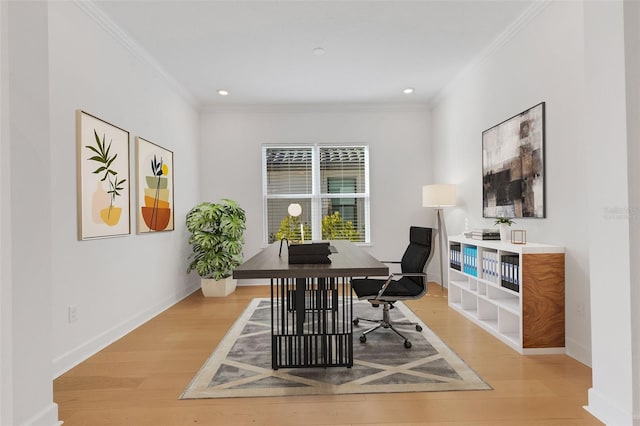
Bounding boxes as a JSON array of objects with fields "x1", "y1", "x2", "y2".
[
  {"x1": 482, "y1": 102, "x2": 545, "y2": 218},
  {"x1": 136, "y1": 137, "x2": 174, "y2": 233},
  {"x1": 76, "y1": 110, "x2": 130, "y2": 240}
]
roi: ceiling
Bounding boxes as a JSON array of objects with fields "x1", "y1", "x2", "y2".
[{"x1": 94, "y1": 0, "x2": 533, "y2": 107}]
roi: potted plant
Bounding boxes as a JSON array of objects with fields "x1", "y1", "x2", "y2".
[
  {"x1": 494, "y1": 217, "x2": 515, "y2": 242},
  {"x1": 186, "y1": 199, "x2": 246, "y2": 297}
]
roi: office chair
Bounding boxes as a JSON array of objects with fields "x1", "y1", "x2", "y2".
[{"x1": 351, "y1": 226, "x2": 434, "y2": 348}]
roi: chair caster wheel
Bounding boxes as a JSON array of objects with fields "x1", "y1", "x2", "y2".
[
  {"x1": 360, "y1": 335, "x2": 367, "y2": 343},
  {"x1": 415, "y1": 325, "x2": 423, "y2": 332},
  {"x1": 404, "y1": 340, "x2": 412, "y2": 349},
  {"x1": 353, "y1": 319, "x2": 359, "y2": 326}
]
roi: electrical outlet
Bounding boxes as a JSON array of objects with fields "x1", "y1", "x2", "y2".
[{"x1": 68, "y1": 305, "x2": 78, "y2": 323}]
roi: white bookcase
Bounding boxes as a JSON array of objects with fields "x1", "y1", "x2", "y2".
[{"x1": 447, "y1": 236, "x2": 565, "y2": 354}]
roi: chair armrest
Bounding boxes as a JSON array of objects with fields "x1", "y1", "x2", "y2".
[
  {"x1": 375, "y1": 272, "x2": 428, "y2": 299},
  {"x1": 360, "y1": 260, "x2": 399, "y2": 279}
]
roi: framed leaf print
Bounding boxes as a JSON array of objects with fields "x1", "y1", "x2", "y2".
[
  {"x1": 76, "y1": 110, "x2": 131, "y2": 240},
  {"x1": 136, "y1": 137, "x2": 174, "y2": 233}
]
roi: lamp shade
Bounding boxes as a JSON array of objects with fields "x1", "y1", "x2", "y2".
[
  {"x1": 422, "y1": 184, "x2": 456, "y2": 207},
  {"x1": 287, "y1": 203, "x2": 302, "y2": 217}
]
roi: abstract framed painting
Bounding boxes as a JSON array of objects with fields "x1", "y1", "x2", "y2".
[
  {"x1": 76, "y1": 110, "x2": 131, "y2": 240},
  {"x1": 482, "y1": 102, "x2": 546, "y2": 219},
  {"x1": 136, "y1": 137, "x2": 174, "y2": 233}
]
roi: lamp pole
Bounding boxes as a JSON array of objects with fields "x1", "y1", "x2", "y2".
[
  {"x1": 422, "y1": 184, "x2": 456, "y2": 292},
  {"x1": 436, "y1": 207, "x2": 446, "y2": 291}
]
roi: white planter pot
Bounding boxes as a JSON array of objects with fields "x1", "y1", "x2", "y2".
[
  {"x1": 201, "y1": 277, "x2": 237, "y2": 297},
  {"x1": 499, "y1": 224, "x2": 510, "y2": 242}
]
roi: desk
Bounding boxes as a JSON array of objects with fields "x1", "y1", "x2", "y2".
[{"x1": 233, "y1": 240, "x2": 388, "y2": 369}]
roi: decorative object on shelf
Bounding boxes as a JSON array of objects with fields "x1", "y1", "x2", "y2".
[
  {"x1": 511, "y1": 229, "x2": 527, "y2": 244},
  {"x1": 494, "y1": 217, "x2": 515, "y2": 242},
  {"x1": 186, "y1": 199, "x2": 246, "y2": 297},
  {"x1": 422, "y1": 184, "x2": 457, "y2": 289},
  {"x1": 482, "y1": 102, "x2": 546, "y2": 219},
  {"x1": 471, "y1": 228, "x2": 500, "y2": 240},
  {"x1": 136, "y1": 137, "x2": 174, "y2": 233},
  {"x1": 76, "y1": 110, "x2": 130, "y2": 240}
]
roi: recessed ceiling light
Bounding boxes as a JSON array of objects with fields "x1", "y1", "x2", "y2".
[
  {"x1": 217, "y1": 89, "x2": 229, "y2": 96},
  {"x1": 313, "y1": 47, "x2": 325, "y2": 56},
  {"x1": 403, "y1": 88, "x2": 415, "y2": 94}
]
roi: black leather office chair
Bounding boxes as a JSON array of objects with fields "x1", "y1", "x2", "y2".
[{"x1": 351, "y1": 226, "x2": 434, "y2": 348}]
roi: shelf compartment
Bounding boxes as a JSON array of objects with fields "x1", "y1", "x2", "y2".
[
  {"x1": 477, "y1": 297, "x2": 498, "y2": 322},
  {"x1": 477, "y1": 281, "x2": 487, "y2": 297},
  {"x1": 449, "y1": 277, "x2": 477, "y2": 293},
  {"x1": 448, "y1": 284, "x2": 462, "y2": 305},
  {"x1": 498, "y1": 308, "x2": 520, "y2": 335},
  {"x1": 479, "y1": 247, "x2": 500, "y2": 284},
  {"x1": 460, "y1": 289, "x2": 478, "y2": 314}
]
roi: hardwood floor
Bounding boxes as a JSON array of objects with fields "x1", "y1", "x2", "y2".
[{"x1": 54, "y1": 284, "x2": 603, "y2": 426}]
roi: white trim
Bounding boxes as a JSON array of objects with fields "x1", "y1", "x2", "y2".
[
  {"x1": 430, "y1": 0, "x2": 552, "y2": 108},
  {"x1": 586, "y1": 387, "x2": 633, "y2": 426},
  {"x1": 52, "y1": 285, "x2": 199, "y2": 378},
  {"x1": 202, "y1": 103, "x2": 431, "y2": 114},
  {"x1": 73, "y1": 0, "x2": 198, "y2": 108},
  {"x1": 565, "y1": 336, "x2": 592, "y2": 367},
  {"x1": 17, "y1": 403, "x2": 60, "y2": 426}
]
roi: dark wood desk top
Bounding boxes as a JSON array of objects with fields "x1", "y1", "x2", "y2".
[{"x1": 233, "y1": 240, "x2": 388, "y2": 279}]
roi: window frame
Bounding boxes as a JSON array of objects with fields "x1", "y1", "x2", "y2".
[{"x1": 262, "y1": 143, "x2": 370, "y2": 245}]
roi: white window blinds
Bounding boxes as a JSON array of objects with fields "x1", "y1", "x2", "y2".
[{"x1": 263, "y1": 145, "x2": 369, "y2": 244}]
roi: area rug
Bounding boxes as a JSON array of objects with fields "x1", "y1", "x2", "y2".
[{"x1": 180, "y1": 298, "x2": 491, "y2": 399}]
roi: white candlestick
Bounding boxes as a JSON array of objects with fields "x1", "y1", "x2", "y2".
[{"x1": 300, "y1": 223, "x2": 304, "y2": 242}]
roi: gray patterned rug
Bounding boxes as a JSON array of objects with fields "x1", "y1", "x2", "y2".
[{"x1": 180, "y1": 298, "x2": 491, "y2": 399}]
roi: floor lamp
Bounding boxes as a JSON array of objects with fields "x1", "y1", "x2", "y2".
[{"x1": 422, "y1": 184, "x2": 457, "y2": 290}]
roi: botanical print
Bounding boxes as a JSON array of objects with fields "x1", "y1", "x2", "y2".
[
  {"x1": 136, "y1": 137, "x2": 174, "y2": 233},
  {"x1": 77, "y1": 110, "x2": 130, "y2": 239},
  {"x1": 482, "y1": 102, "x2": 545, "y2": 218}
]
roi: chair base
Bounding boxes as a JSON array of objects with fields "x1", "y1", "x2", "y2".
[{"x1": 353, "y1": 302, "x2": 423, "y2": 348}]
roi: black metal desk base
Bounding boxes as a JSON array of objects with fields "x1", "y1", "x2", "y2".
[{"x1": 270, "y1": 276, "x2": 352, "y2": 369}]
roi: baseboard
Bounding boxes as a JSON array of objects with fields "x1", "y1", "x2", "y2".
[
  {"x1": 565, "y1": 336, "x2": 592, "y2": 367},
  {"x1": 585, "y1": 387, "x2": 633, "y2": 426},
  {"x1": 52, "y1": 284, "x2": 199, "y2": 378},
  {"x1": 17, "y1": 402, "x2": 59, "y2": 426}
]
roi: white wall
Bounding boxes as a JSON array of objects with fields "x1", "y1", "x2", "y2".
[
  {"x1": 583, "y1": 2, "x2": 636, "y2": 425},
  {"x1": 624, "y1": 1, "x2": 640, "y2": 420},
  {"x1": 431, "y1": 1, "x2": 591, "y2": 364},
  {"x1": 0, "y1": 2, "x2": 12, "y2": 423},
  {"x1": 198, "y1": 105, "x2": 434, "y2": 272},
  {"x1": 4, "y1": 2, "x2": 60, "y2": 425},
  {"x1": 47, "y1": 2, "x2": 201, "y2": 377}
]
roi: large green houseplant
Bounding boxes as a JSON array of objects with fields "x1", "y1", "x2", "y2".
[{"x1": 186, "y1": 199, "x2": 246, "y2": 296}]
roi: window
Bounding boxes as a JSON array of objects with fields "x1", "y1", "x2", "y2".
[{"x1": 263, "y1": 145, "x2": 369, "y2": 244}]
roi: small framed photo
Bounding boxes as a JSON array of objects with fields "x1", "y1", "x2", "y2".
[{"x1": 511, "y1": 230, "x2": 527, "y2": 245}]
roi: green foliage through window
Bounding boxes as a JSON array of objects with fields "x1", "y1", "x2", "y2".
[{"x1": 275, "y1": 211, "x2": 360, "y2": 242}]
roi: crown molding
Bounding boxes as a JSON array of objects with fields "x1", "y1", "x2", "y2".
[
  {"x1": 73, "y1": 0, "x2": 199, "y2": 109},
  {"x1": 201, "y1": 102, "x2": 431, "y2": 115},
  {"x1": 429, "y1": 0, "x2": 552, "y2": 109}
]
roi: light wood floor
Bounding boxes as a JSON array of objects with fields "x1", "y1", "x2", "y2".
[{"x1": 54, "y1": 285, "x2": 603, "y2": 426}]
